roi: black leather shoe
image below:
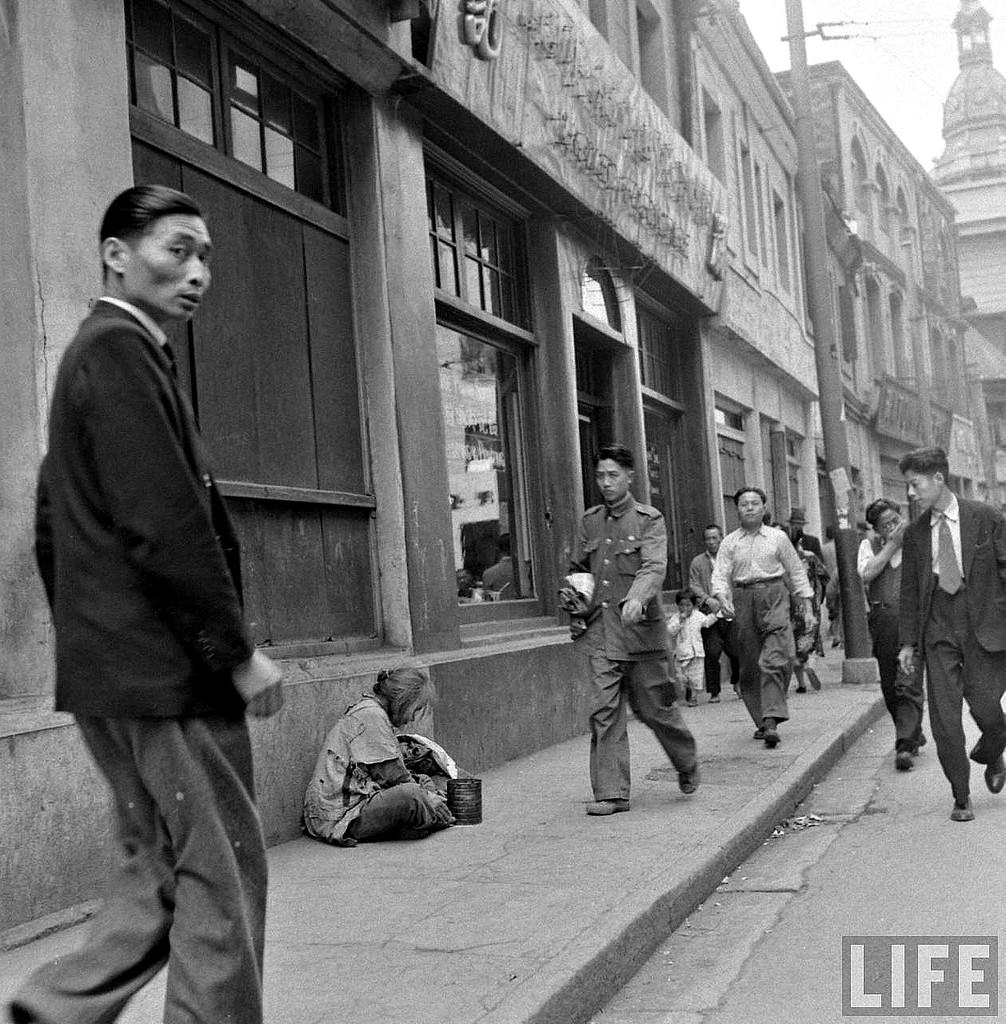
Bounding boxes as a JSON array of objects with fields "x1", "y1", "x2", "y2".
[
  {"x1": 895, "y1": 751, "x2": 913, "y2": 772},
  {"x1": 752, "y1": 727, "x2": 765, "y2": 740},
  {"x1": 762, "y1": 718, "x2": 780, "y2": 748},
  {"x1": 678, "y1": 767, "x2": 700, "y2": 794},
  {"x1": 951, "y1": 799, "x2": 975, "y2": 822},
  {"x1": 984, "y1": 756, "x2": 1006, "y2": 794},
  {"x1": 586, "y1": 799, "x2": 630, "y2": 816}
]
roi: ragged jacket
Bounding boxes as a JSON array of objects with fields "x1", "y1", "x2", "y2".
[{"x1": 569, "y1": 493, "x2": 668, "y2": 660}]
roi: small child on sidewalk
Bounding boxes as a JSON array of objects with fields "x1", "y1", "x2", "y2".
[{"x1": 667, "y1": 587, "x2": 717, "y2": 706}]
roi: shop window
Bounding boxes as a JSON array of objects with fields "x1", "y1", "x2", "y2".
[
  {"x1": 426, "y1": 176, "x2": 522, "y2": 326},
  {"x1": 716, "y1": 403, "x2": 746, "y2": 517},
  {"x1": 125, "y1": 0, "x2": 342, "y2": 211},
  {"x1": 637, "y1": 304, "x2": 684, "y2": 403},
  {"x1": 439, "y1": 328, "x2": 534, "y2": 604}
]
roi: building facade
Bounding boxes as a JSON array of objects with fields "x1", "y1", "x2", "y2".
[
  {"x1": 779, "y1": 60, "x2": 983, "y2": 517},
  {"x1": 2, "y1": 0, "x2": 825, "y2": 930},
  {"x1": 933, "y1": 0, "x2": 1006, "y2": 508}
]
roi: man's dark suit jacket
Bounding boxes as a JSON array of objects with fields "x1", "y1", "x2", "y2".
[
  {"x1": 898, "y1": 497, "x2": 1006, "y2": 654},
  {"x1": 35, "y1": 301, "x2": 254, "y2": 717}
]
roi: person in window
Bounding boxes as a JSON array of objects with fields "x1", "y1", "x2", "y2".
[
  {"x1": 482, "y1": 533, "x2": 514, "y2": 598},
  {"x1": 857, "y1": 498, "x2": 925, "y2": 773},
  {"x1": 567, "y1": 443, "x2": 699, "y2": 816},
  {"x1": 711, "y1": 487, "x2": 815, "y2": 749},
  {"x1": 303, "y1": 664, "x2": 455, "y2": 845}
]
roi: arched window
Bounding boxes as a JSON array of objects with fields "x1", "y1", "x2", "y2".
[
  {"x1": 582, "y1": 256, "x2": 622, "y2": 332},
  {"x1": 850, "y1": 137, "x2": 872, "y2": 235},
  {"x1": 875, "y1": 164, "x2": 890, "y2": 237}
]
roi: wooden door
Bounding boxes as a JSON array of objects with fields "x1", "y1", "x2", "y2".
[{"x1": 644, "y1": 406, "x2": 684, "y2": 590}]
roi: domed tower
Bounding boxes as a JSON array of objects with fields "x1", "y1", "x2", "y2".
[{"x1": 933, "y1": 0, "x2": 1006, "y2": 349}]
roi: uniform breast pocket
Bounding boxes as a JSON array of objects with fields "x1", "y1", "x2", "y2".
[{"x1": 615, "y1": 540, "x2": 642, "y2": 575}]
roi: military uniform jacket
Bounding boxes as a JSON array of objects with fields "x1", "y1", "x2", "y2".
[
  {"x1": 569, "y1": 493, "x2": 668, "y2": 661},
  {"x1": 35, "y1": 302, "x2": 254, "y2": 717}
]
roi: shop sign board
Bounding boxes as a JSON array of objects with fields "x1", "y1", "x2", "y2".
[{"x1": 429, "y1": 0, "x2": 727, "y2": 310}]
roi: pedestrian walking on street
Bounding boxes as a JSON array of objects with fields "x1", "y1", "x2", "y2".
[
  {"x1": 666, "y1": 588, "x2": 717, "y2": 706},
  {"x1": 711, "y1": 487, "x2": 815, "y2": 749},
  {"x1": 567, "y1": 443, "x2": 699, "y2": 815},
  {"x1": 858, "y1": 498, "x2": 926, "y2": 772},
  {"x1": 687, "y1": 524, "x2": 740, "y2": 702},
  {"x1": 9, "y1": 185, "x2": 284, "y2": 1024},
  {"x1": 897, "y1": 446, "x2": 1006, "y2": 822}
]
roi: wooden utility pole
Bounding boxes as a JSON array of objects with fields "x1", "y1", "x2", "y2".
[{"x1": 784, "y1": 0, "x2": 877, "y2": 683}]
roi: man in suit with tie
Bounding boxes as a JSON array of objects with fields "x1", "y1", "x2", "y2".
[
  {"x1": 9, "y1": 186, "x2": 283, "y2": 1024},
  {"x1": 897, "y1": 446, "x2": 1006, "y2": 822}
]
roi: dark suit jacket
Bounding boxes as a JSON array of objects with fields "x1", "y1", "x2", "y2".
[
  {"x1": 898, "y1": 497, "x2": 1006, "y2": 653},
  {"x1": 35, "y1": 302, "x2": 254, "y2": 716}
]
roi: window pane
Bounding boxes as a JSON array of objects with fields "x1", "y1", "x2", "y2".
[
  {"x1": 480, "y1": 215, "x2": 497, "y2": 264},
  {"x1": 134, "y1": 52, "x2": 174, "y2": 122},
  {"x1": 437, "y1": 241, "x2": 458, "y2": 296},
  {"x1": 131, "y1": 0, "x2": 172, "y2": 63},
  {"x1": 438, "y1": 327, "x2": 531, "y2": 603},
  {"x1": 293, "y1": 93, "x2": 320, "y2": 150},
  {"x1": 464, "y1": 255, "x2": 482, "y2": 308},
  {"x1": 462, "y1": 203, "x2": 479, "y2": 255},
  {"x1": 231, "y1": 107, "x2": 262, "y2": 170},
  {"x1": 485, "y1": 267, "x2": 502, "y2": 318},
  {"x1": 232, "y1": 62, "x2": 259, "y2": 115},
  {"x1": 434, "y1": 185, "x2": 454, "y2": 239},
  {"x1": 264, "y1": 128, "x2": 295, "y2": 188},
  {"x1": 294, "y1": 146, "x2": 324, "y2": 202},
  {"x1": 262, "y1": 74, "x2": 291, "y2": 133},
  {"x1": 175, "y1": 17, "x2": 211, "y2": 85},
  {"x1": 178, "y1": 77, "x2": 213, "y2": 144}
]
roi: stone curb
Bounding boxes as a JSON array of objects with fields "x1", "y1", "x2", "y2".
[{"x1": 481, "y1": 692, "x2": 887, "y2": 1024}]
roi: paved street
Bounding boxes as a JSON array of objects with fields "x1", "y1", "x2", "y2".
[
  {"x1": 1, "y1": 651, "x2": 883, "y2": 1024},
  {"x1": 593, "y1": 711, "x2": 1005, "y2": 1023}
]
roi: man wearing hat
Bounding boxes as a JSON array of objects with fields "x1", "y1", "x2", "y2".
[{"x1": 786, "y1": 507, "x2": 824, "y2": 562}]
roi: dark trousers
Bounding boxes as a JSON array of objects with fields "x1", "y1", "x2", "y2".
[
  {"x1": 587, "y1": 654, "x2": 697, "y2": 801},
  {"x1": 11, "y1": 714, "x2": 267, "y2": 1024},
  {"x1": 925, "y1": 588, "x2": 1006, "y2": 804},
  {"x1": 347, "y1": 782, "x2": 450, "y2": 841},
  {"x1": 869, "y1": 606, "x2": 925, "y2": 752},
  {"x1": 701, "y1": 619, "x2": 740, "y2": 697},
  {"x1": 733, "y1": 580, "x2": 793, "y2": 726}
]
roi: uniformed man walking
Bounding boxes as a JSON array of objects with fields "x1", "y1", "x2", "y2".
[{"x1": 567, "y1": 443, "x2": 699, "y2": 815}]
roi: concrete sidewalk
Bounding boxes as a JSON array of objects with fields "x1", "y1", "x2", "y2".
[{"x1": 0, "y1": 650, "x2": 884, "y2": 1024}]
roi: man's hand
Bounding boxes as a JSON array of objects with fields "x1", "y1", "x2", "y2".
[
  {"x1": 621, "y1": 598, "x2": 644, "y2": 625},
  {"x1": 704, "y1": 596, "x2": 721, "y2": 614},
  {"x1": 569, "y1": 617, "x2": 588, "y2": 641},
  {"x1": 233, "y1": 650, "x2": 285, "y2": 718},
  {"x1": 887, "y1": 520, "x2": 907, "y2": 549},
  {"x1": 802, "y1": 600, "x2": 816, "y2": 634},
  {"x1": 897, "y1": 645, "x2": 916, "y2": 676}
]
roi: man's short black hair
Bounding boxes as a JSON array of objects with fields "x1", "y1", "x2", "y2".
[
  {"x1": 898, "y1": 446, "x2": 950, "y2": 480},
  {"x1": 865, "y1": 498, "x2": 900, "y2": 529},
  {"x1": 100, "y1": 185, "x2": 204, "y2": 244},
  {"x1": 733, "y1": 486, "x2": 767, "y2": 507},
  {"x1": 595, "y1": 443, "x2": 634, "y2": 470},
  {"x1": 703, "y1": 523, "x2": 723, "y2": 535}
]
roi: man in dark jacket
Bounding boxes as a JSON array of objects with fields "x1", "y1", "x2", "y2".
[
  {"x1": 897, "y1": 446, "x2": 1006, "y2": 822},
  {"x1": 568, "y1": 443, "x2": 698, "y2": 815},
  {"x1": 9, "y1": 186, "x2": 283, "y2": 1024}
]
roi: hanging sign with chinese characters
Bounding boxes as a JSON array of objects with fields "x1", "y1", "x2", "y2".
[{"x1": 431, "y1": 0, "x2": 727, "y2": 310}]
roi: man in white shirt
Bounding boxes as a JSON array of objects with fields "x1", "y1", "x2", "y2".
[
  {"x1": 857, "y1": 498, "x2": 925, "y2": 773},
  {"x1": 711, "y1": 487, "x2": 815, "y2": 748},
  {"x1": 897, "y1": 447, "x2": 1006, "y2": 821}
]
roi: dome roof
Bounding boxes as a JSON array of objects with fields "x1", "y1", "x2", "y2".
[{"x1": 943, "y1": 62, "x2": 1006, "y2": 137}]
